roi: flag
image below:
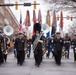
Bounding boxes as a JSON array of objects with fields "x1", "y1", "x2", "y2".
[
  {"x1": 46, "y1": 10, "x2": 51, "y2": 26},
  {"x1": 32, "y1": 10, "x2": 36, "y2": 34},
  {"x1": 38, "y1": 9, "x2": 42, "y2": 24},
  {"x1": 45, "y1": 10, "x2": 51, "y2": 38},
  {"x1": 59, "y1": 11, "x2": 63, "y2": 30},
  {"x1": 18, "y1": 10, "x2": 22, "y2": 31},
  {"x1": 46, "y1": 32, "x2": 50, "y2": 38},
  {"x1": 59, "y1": 11, "x2": 63, "y2": 37},
  {"x1": 25, "y1": 10, "x2": 31, "y2": 36},
  {"x1": 51, "y1": 10, "x2": 57, "y2": 36},
  {"x1": 27, "y1": 10, "x2": 31, "y2": 26},
  {"x1": 24, "y1": 10, "x2": 31, "y2": 26},
  {"x1": 33, "y1": 10, "x2": 36, "y2": 24}
]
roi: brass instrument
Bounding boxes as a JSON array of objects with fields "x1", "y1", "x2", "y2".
[
  {"x1": 3, "y1": 25, "x2": 14, "y2": 36},
  {"x1": 42, "y1": 38, "x2": 48, "y2": 56},
  {"x1": 33, "y1": 32, "x2": 43, "y2": 51},
  {"x1": 2, "y1": 25, "x2": 14, "y2": 54},
  {"x1": 6, "y1": 37, "x2": 10, "y2": 44},
  {"x1": 62, "y1": 50, "x2": 68, "y2": 57},
  {"x1": 3, "y1": 50, "x2": 8, "y2": 55},
  {"x1": 25, "y1": 50, "x2": 29, "y2": 54},
  {"x1": 42, "y1": 49, "x2": 48, "y2": 56},
  {"x1": 24, "y1": 42, "x2": 30, "y2": 54}
]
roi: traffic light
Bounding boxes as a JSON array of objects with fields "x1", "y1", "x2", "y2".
[
  {"x1": 15, "y1": 1, "x2": 18, "y2": 10},
  {"x1": 34, "y1": 1, "x2": 36, "y2": 9},
  {"x1": 57, "y1": 15, "x2": 59, "y2": 20},
  {"x1": 70, "y1": 15, "x2": 73, "y2": 21}
]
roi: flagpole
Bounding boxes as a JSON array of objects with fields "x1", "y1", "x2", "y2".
[{"x1": 8, "y1": 0, "x2": 11, "y2": 4}]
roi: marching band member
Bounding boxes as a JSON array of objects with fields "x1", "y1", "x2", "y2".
[
  {"x1": 71, "y1": 34, "x2": 76, "y2": 62},
  {"x1": 32, "y1": 23, "x2": 43, "y2": 67},
  {"x1": 64, "y1": 33, "x2": 71, "y2": 59},
  {"x1": 26, "y1": 38, "x2": 32, "y2": 58},
  {"x1": 22, "y1": 32, "x2": 27, "y2": 60},
  {"x1": 46, "y1": 36, "x2": 54, "y2": 58},
  {"x1": 14, "y1": 31, "x2": 25, "y2": 65},
  {"x1": 2, "y1": 34, "x2": 10, "y2": 62},
  {"x1": 0, "y1": 31, "x2": 4, "y2": 65},
  {"x1": 13, "y1": 34, "x2": 18, "y2": 58},
  {"x1": 53, "y1": 32, "x2": 64, "y2": 66}
]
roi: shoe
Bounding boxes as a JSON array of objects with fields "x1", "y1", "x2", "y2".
[
  {"x1": 17, "y1": 62, "x2": 19, "y2": 65},
  {"x1": 37, "y1": 64, "x2": 39, "y2": 67},
  {"x1": 5, "y1": 60, "x2": 7, "y2": 62},
  {"x1": 35, "y1": 63, "x2": 37, "y2": 66},
  {"x1": 57, "y1": 63, "x2": 61, "y2": 66},
  {"x1": 20, "y1": 63, "x2": 23, "y2": 65}
]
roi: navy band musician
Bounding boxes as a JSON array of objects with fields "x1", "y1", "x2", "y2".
[
  {"x1": 32, "y1": 23, "x2": 43, "y2": 67},
  {"x1": 64, "y1": 33, "x2": 71, "y2": 59},
  {"x1": 2, "y1": 34, "x2": 10, "y2": 62},
  {"x1": 26, "y1": 38, "x2": 32, "y2": 58},
  {"x1": 0, "y1": 31, "x2": 4, "y2": 65},
  {"x1": 71, "y1": 34, "x2": 76, "y2": 62},
  {"x1": 14, "y1": 31, "x2": 25, "y2": 65},
  {"x1": 46, "y1": 35, "x2": 54, "y2": 58},
  {"x1": 13, "y1": 34, "x2": 18, "y2": 58},
  {"x1": 52, "y1": 32, "x2": 64, "y2": 66}
]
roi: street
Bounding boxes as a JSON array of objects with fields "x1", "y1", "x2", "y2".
[{"x1": 0, "y1": 52, "x2": 76, "y2": 75}]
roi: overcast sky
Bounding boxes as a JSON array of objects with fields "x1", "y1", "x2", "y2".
[{"x1": 4, "y1": 0, "x2": 76, "y2": 35}]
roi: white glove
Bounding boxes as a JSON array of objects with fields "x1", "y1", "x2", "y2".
[
  {"x1": 38, "y1": 40, "x2": 43, "y2": 43},
  {"x1": 14, "y1": 49, "x2": 16, "y2": 51}
]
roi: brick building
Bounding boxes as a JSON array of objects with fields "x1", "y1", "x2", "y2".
[{"x1": 0, "y1": 0, "x2": 18, "y2": 35}]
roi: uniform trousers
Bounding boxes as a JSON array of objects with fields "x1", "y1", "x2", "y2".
[{"x1": 34, "y1": 49, "x2": 42, "y2": 65}]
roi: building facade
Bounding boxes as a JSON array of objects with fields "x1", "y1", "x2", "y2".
[{"x1": 0, "y1": 0, "x2": 18, "y2": 35}]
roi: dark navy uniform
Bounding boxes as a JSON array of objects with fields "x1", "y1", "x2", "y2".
[
  {"x1": 53, "y1": 37, "x2": 64, "y2": 65},
  {"x1": 32, "y1": 23, "x2": 42, "y2": 67},
  {"x1": 14, "y1": 37, "x2": 25, "y2": 65},
  {"x1": 32, "y1": 34, "x2": 43, "y2": 67},
  {"x1": 71, "y1": 36, "x2": 76, "y2": 62},
  {"x1": 0, "y1": 35, "x2": 4, "y2": 65},
  {"x1": 2, "y1": 36, "x2": 10, "y2": 62},
  {"x1": 26, "y1": 39, "x2": 32, "y2": 58},
  {"x1": 64, "y1": 35, "x2": 71, "y2": 59},
  {"x1": 46, "y1": 37, "x2": 53, "y2": 58}
]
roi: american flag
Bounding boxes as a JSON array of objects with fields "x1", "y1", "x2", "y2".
[{"x1": 18, "y1": 10, "x2": 22, "y2": 31}]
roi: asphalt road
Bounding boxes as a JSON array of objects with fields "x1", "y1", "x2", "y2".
[{"x1": 0, "y1": 51, "x2": 76, "y2": 75}]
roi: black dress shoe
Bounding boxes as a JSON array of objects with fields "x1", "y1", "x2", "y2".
[
  {"x1": 57, "y1": 63, "x2": 61, "y2": 66},
  {"x1": 17, "y1": 62, "x2": 19, "y2": 65},
  {"x1": 20, "y1": 63, "x2": 23, "y2": 65},
  {"x1": 35, "y1": 63, "x2": 37, "y2": 66},
  {"x1": 37, "y1": 64, "x2": 40, "y2": 67}
]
